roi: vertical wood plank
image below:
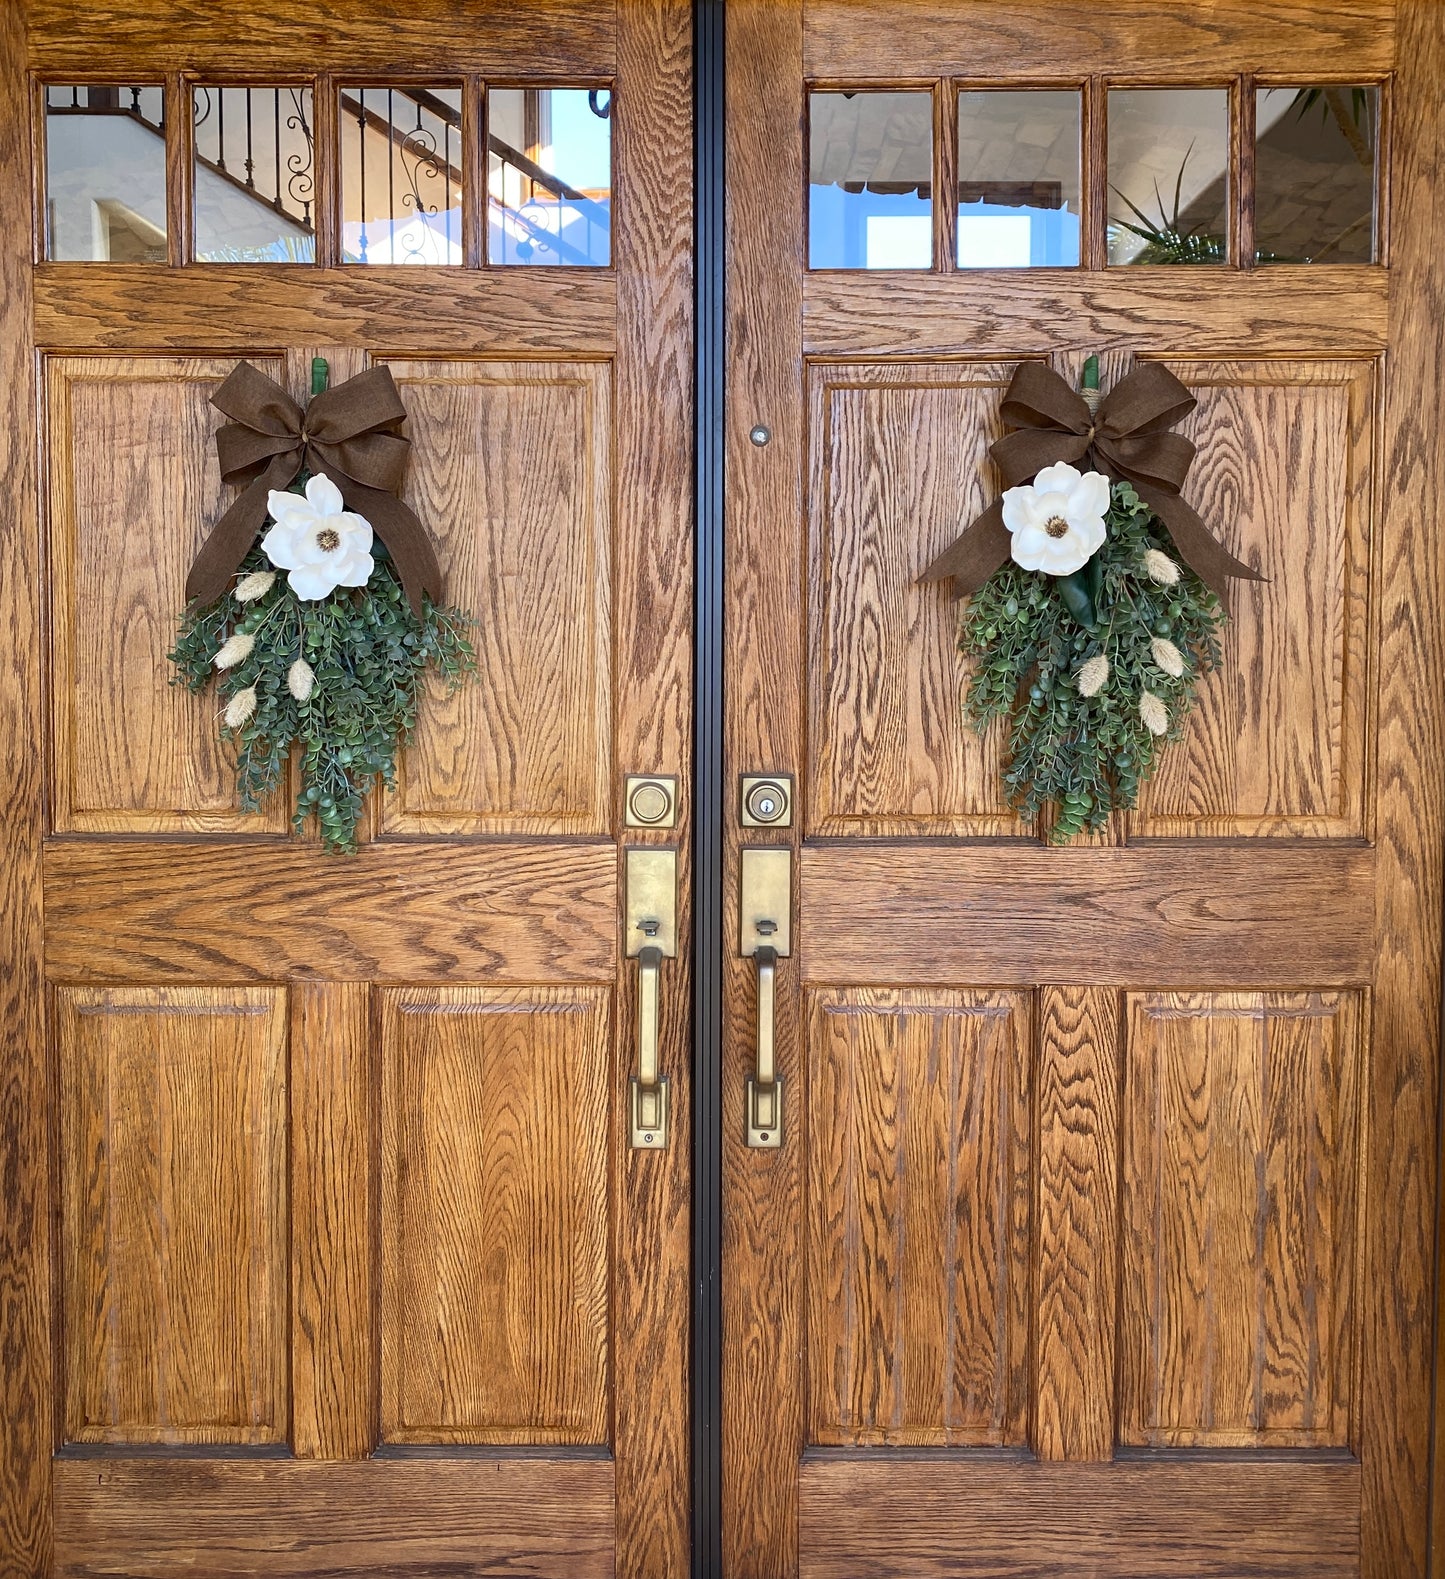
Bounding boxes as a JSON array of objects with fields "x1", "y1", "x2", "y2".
[
  {"x1": 724, "y1": 0, "x2": 805, "y2": 1570},
  {"x1": 1035, "y1": 986, "x2": 1120, "y2": 1462},
  {"x1": 0, "y1": 0, "x2": 51, "y2": 1565},
  {"x1": 613, "y1": 0, "x2": 694, "y2": 1571},
  {"x1": 166, "y1": 70, "x2": 193, "y2": 266},
  {"x1": 1380, "y1": 7, "x2": 1445, "y2": 1576},
  {"x1": 291, "y1": 982, "x2": 375, "y2": 1460}
]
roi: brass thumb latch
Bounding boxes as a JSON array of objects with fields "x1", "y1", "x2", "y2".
[
  {"x1": 626, "y1": 848, "x2": 676, "y2": 1150},
  {"x1": 740, "y1": 847, "x2": 791, "y2": 1148}
]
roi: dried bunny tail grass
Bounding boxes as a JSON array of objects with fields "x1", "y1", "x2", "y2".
[
  {"x1": 223, "y1": 686, "x2": 257, "y2": 729},
  {"x1": 1150, "y1": 636, "x2": 1186, "y2": 678},
  {"x1": 1142, "y1": 548, "x2": 1180, "y2": 586},
  {"x1": 1076, "y1": 653, "x2": 1110, "y2": 697},
  {"x1": 287, "y1": 658, "x2": 315, "y2": 702},
  {"x1": 1138, "y1": 690, "x2": 1169, "y2": 737},
  {"x1": 214, "y1": 631, "x2": 256, "y2": 670},
  {"x1": 235, "y1": 570, "x2": 277, "y2": 602}
]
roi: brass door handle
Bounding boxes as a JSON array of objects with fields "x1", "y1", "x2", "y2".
[
  {"x1": 632, "y1": 943, "x2": 668, "y2": 1149},
  {"x1": 626, "y1": 847, "x2": 675, "y2": 1150},
  {"x1": 740, "y1": 846, "x2": 790, "y2": 1149}
]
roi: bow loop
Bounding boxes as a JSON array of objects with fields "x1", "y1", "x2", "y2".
[
  {"x1": 185, "y1": 361, "x2": 444, "y2": 616},
  {"x1": 921, "y1": 359, "x2": 1263, "y2": 597}
]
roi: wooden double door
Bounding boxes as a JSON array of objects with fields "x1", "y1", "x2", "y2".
[{"x1": 3, "y1": 2, "x2": 1445, "y2": 1577}]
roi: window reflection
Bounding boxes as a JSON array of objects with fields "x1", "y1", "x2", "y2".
[
  {"x1": 44, "y1": 85, "x2": 168, "y2": 261},
  {"x1": 957, "y1": 89, "x2": 1080, "y2": 268},
  {"x1": 488, "y1": 88, "x2": 612, "y2": 267},
  {"x1": 1108, "y1": 88, "x2": 1229, "y2": 265},
  {"x1": 340, "y1": 86, "x2": 462, "y2": 265},
  {"x1": 1255, "y1": 86, "x2": 1376, "y2": 263},
  {"x1": 194, "y1": 86, "x2": 316, "y2": 263},
  {"x1": 810, "y1": 91, "x2": 933, "y2": 270}
]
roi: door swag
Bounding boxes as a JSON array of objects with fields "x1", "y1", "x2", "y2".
[
  {"x1": 171, "y1": 358, "x2": 476, "y2": 852},
  {"x1": 922, "y1": 357, "x2": 1263, "y2": 842}
]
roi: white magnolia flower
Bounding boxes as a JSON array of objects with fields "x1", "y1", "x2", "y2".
[
  {"x1": 234, "y1": 570, "x2": 276, "y2": 603},
  {"x1": 213, "y1": 631, "x2": 255, "y2": 670},
  {"x1": 1077, "y1": 653, "x2": 1110, "y2": 697},
  {"x1": 1150, "y1": 636, "x2": 1185, "y2": 678},
  {"x1": 1139, "y1": 691, "x2": 1169, "y2": 736},
  {"x1": 1142, "y1": 548, "x2": 1180, "y2": 586},
  {"x1": 1001, "y1": 462, "x2": 1110, "y2": 577},
  {"x1": 223, "y1": 686, "x2": 257, "y2": 729},
  {"x1": 287, "y1": 658, "x2": 315, "y2": 702},
  {"x1": 262, "y1": 474, "x2": 374, "y2": 601}
]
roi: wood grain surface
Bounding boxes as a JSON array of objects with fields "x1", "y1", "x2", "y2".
[
  {"x1": 1136, "y1": 360, "x2": 1374, "y2": 838},
  {"x1": 290, "y1": 982, "x2": 374, "y2": 1460},
  {"x1": 797, "y1": 1453, "x2": 1362, "y2": 1579},
  {"x1": 43, "y1": 840, "x2": 617, "y2": 983},
  {"x1": 1120, "y1": 992, "x2": 1362, "y2": 1449},
  {"x1": 46, "y1": 355, "x2": 289, "y2": 835},
  {"x1": 58, "y1": 986, "x2": 289, "y2": 1446},
  {"x1": 1035, "y1": 986, "x2": 1121, "y2": 1462},
  {"x1": 804, "y1": 0, "x2": 1393, "y2": 78},
  {"x1": 806, "y1": 361, "x2": 1024, "y2": 838},
  {"x1": 806, "y1": 989, "x2": 1031, "y2": 1447},
  {"x1": 28, "y1": 0, "x2": 616, "y2": 75},
  {"x1": 0, "y1": 0, "x2": 51, "y2": 1565},
  {"x1": 378, "y1": 359, "x2": 613, "y2": 837},
  {"x1": 803, "y1": 270, "x2": 1389, "y2": 359},
  {"x1": 379, "y1": 986, "x2": 612, "y2": 1446},
  {"x1": 801, "y1": 844, "x2": 1377, "y2": 987},
  {"x1": 52, "y1": 1456, "x2": 616, "y2": 1578},
  {"x1": 35, "y1": 267, "x2": 616, "y2": 355}
]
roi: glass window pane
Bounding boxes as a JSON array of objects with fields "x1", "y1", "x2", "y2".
[
  {"x1": 340, "y1": 85, "x2": 462, "y2": 265},
  {"x1": 1108, "y1": 88, "x2": 1229, "y2": 265},
  {"x1": 957, "y1": 89, "x2": 1080, "y2": 268},
  {"x1": 44, "y1": 85, "x2": 168, "y2": 261},
  {"x1": 488, "y1": 88, "x2": 612, "y2": 267},
  {"x1": 1255, "y1": 86, "x2": 1377, "y2": 263},
  {"x1": 809, "y1": 90, "x2": 933, "y2": 270},
  {"x1": 194, "y1": 86, "x2": 316, "y2": 263}
]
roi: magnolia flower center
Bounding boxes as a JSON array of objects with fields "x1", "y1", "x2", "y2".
[
  {"x1": 1044, "y1": 514, "x2": 1070, "y2": 539},
  {"x1": 316, "y1": 527, "x2": 342, "y2": 553}
]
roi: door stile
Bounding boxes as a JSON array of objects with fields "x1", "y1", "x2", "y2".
[
  {"x1": 614, "y1": 2, "x2": 696, "y2": 1572},
  {"x1": 0, "y1": 0, "x2": 51, "y2": 1569},
  {"x1": 722, "y1": 1, "x2": 806, "y2": 1573},
  {"x1": 1379, "y1": 6, "x2": 1445, "y2": 1574}
]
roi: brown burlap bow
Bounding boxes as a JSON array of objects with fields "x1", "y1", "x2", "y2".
[
  {"x1": 921, "y1": 361, "x2": 1263, "y2": 598},
  {"x1": 185, "y1": 361, "x2": 443, "y2": 616}
]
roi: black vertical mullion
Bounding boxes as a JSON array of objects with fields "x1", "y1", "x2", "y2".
[{"x1": 692, "y1": 0, "x2": 724, "y2": 1575}]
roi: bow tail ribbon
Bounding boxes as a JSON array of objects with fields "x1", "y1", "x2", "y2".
[
  {"x1": 309, "y1": 461, "x2": 444, "y2": 616},
  {"x1": 186, "y1": 450, "x2": 301, "y2": 608}
]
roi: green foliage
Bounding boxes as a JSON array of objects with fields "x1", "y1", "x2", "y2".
[
  {"x1": 959, "y1": 482, "x2": 1225, "y2": 842},
  {"x1": 170, "y1": 538, "x2": 476, "y2": 854}
]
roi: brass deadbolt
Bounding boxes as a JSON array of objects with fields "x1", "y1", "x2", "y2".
[
  {"x1": 741, "y1": 775, "x2": 792, "y2": 828},
  {"x1": 626, "y1": 775, "x2": 678, "y2": 828}
]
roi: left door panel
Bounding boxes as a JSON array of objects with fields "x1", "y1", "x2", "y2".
[{"x1": 0, "y1": 3, "x2": 693, "y2": 1574}]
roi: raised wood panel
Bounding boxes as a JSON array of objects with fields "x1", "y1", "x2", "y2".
[
  {"x1": 46, "y1": 355, "x2": 288, "y2": 835},
  {"x1": 52, "y1": 1456, "x2": 615, "y2": 1579},
  {"x1": 802, "y1": 270, "x2": 1390, "y2": 360},
  {"x1": 380, "y1": 986, "x2": 611, "y2": 1444},
  {"x1": 1135, "y1": 361, "x2": 1374, "y2": 837},
  {"x1": 379, "y1": 359, "x2": 613, "y2": 837},
  {"x1": 34, "y1": 269, "x2": 617, "y2": 356},
  {"x1": 804, "y1": 0, "x2": 1393, "y2": 78},
  {"x1": 28, "y1": 0, "x2": 615, "y2": 74},
  {"x1": 1121, "y1": 991, "x2": 1364, "y2": 1449},
  {"x1": 807, "y1": 988, "x2": 1032, "y2": 1446},
  {"x1": 807, "y1": 362, "x2": 1022, "y2": 837},
  {"x1": 43, "y1": 840, "x2": 617, "y2": 983},
  {"x1": 57, "y1": 986, "x2": 288, "y2": 1445},
  {"x1": 797, "y1": 1454, "x2": 1361, "y2": 1579},
  {"x1": 801, "y1": 844, "x2": 1376, "y2": 987}
]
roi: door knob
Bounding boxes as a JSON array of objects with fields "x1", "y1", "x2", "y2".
[
  {"x1": 626, "y1": 848, "x2": 676, "y2": 1149},
  {"x1": 740, "y1": 847, "x2": 790, "y2": 1148}
]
